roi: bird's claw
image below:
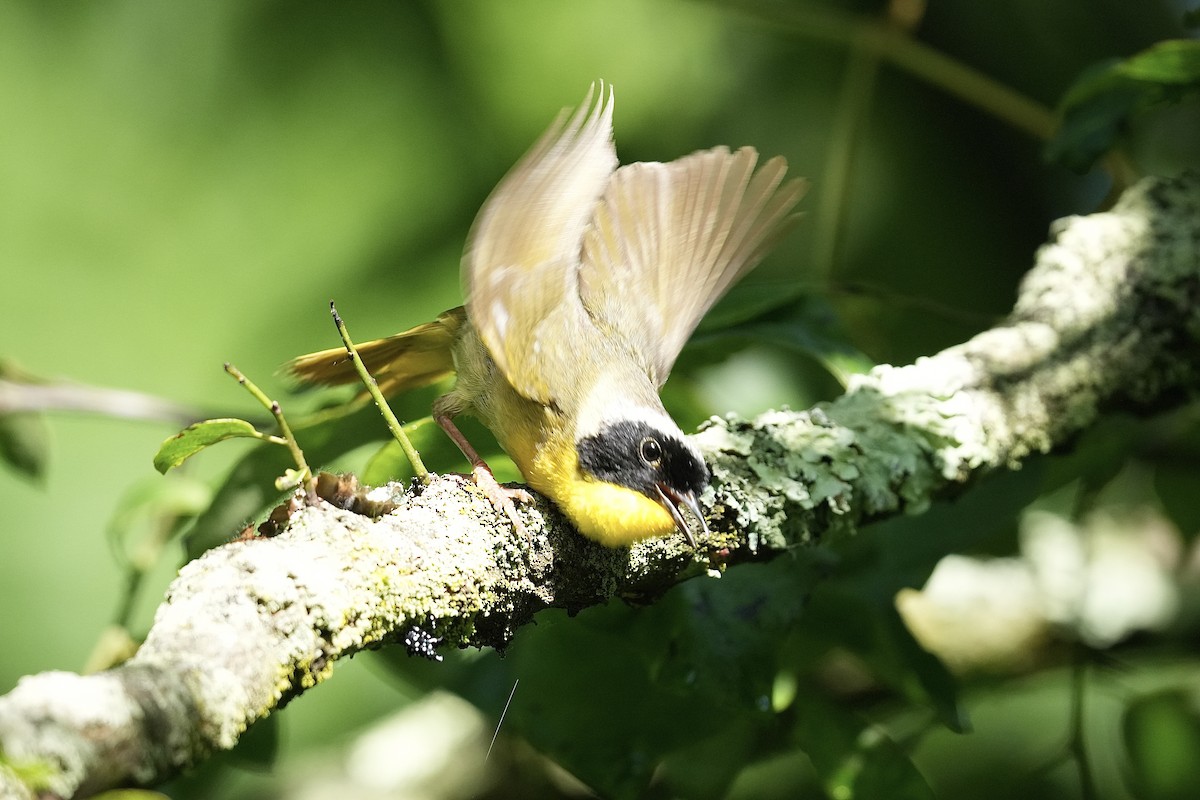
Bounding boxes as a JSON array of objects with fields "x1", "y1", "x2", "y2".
[{"x1": 469, "y1": 464, "x2": 533, "y2": 535}]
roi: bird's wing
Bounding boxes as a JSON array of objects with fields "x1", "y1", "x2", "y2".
[
  {"x1": 578, "y1": 146, "x2": 806, "y2": 386},
  {"x1": 463, "y1": 83, "x2": 617, "y2": 405}
]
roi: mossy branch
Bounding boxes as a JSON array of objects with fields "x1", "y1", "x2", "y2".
[{"x1": 1, "y1": 173, "x2": 1199, "y2": 799}]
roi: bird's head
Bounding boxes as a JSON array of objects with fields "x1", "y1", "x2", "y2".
[{"x1": 575, "y1": 416, "x2": 709, "y2": 544}]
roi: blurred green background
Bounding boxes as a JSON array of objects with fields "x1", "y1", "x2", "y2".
[{"x1": 2, "y1": 1, "x2": 1200, "y2": 798}]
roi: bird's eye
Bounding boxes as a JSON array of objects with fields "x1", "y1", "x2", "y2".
[{"x1": 639, "y1": 437, "x2": 662, "y2": 466}]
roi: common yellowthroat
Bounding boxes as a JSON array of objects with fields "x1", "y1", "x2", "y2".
[{"x1": 289, "y1": 84, "x2": 805, "y2": 547}]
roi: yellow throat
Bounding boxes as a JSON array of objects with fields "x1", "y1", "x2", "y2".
[{"x1": 526, "y1": 434, "x2": 678, "y2": 547}]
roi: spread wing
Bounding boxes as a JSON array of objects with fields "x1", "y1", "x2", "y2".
[
  {"x1": 463, "y1": 83, "x2": 617, "y2": 405},
  {"x1": 578, "y1": 146, "x2": 806, "y2": 386}
]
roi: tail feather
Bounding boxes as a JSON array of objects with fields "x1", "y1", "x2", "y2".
[{"x1": 285, "y1": 307, "x2": 464, "y2": 396}]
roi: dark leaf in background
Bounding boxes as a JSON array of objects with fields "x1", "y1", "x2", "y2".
[
  {"x1": 501, "y1": 609, "x2": 726, "y2": 799},
  {"x1": 228, "y1": 712, "x2": 280, "y2": 772},
  {"x1": 796, "y1": 695, "x2": 936, "y2": 800},
  {"x1": 106, "y1": 474, "x2": 211, "y2": 571},
  {"x1": 657, "y1": 715, "x2": 795, "y2": 800},
  {"x1": 0, "y1": 411, "x2": 50, "y2": 483},
  {"x1": 797, "y1": 583, "x2": 967, "y2": 734},
  {"x1": 1047, "y1": 39, "x2": 1200, "y2": 172},
  {"x1": 695, "y1": 290, "x2": 875, "y2": 385},
  {"x1": 1123, "y1": 689, "x2": 1200, "y2": 799},
  {"x1": 653, "y1": 557, "x2": 816, "y2": 708}
]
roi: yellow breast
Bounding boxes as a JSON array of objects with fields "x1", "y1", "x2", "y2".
[
  {"x1": 554, "y1": 475, "x2": 678, "y2": 546},
  {"x1": 524, "y1": 429, "x2": 676, "y2": 547}
]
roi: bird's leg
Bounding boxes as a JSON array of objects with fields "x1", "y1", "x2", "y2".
[{"x1": 435, "y1": 412, "x2": 533, "y2": 533}]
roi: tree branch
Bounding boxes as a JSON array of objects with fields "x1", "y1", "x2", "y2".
[{"x1": 2, "y1": 172, "x2": 1199, "y2": 799}]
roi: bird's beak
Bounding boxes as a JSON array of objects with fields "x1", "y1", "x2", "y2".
[{"x1": 653, "y1": 483, "x2": 708, "y2": 547}]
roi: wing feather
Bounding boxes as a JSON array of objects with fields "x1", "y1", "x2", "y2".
[
  {"x1": 579, "y1": 146, "x2": 806, "y2": 385},
  {"x1": 285, "y1": 308, "x2": 464, "y2": 396},
  {"x1": 463, "y1": 83, "x2": 617, "y2": 404}
]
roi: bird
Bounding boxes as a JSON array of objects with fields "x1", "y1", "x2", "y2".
[{"x1": 287, "y1": 83, "x2": 806, "y2": 547}]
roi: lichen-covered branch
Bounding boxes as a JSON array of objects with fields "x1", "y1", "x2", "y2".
[
  {"x1": 1, "y1": 172, "x2": 1198, "y2": 799},
  {"x1": 701, "y1": 171, "x2": 1200, "y2": 547}
]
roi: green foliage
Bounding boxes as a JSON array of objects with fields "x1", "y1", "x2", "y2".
[
  {"x1": 0, "y1": 411, "x2": 49, "y2": 483},
  {"x1": 1123, "y1": 690, "x2": 1200, "y2": 799},
  {"x1": 1048, "y1": 39, "x2": 1200, "y2": 171},
  {"x1": 0, "y1": 752, "x2": 57, "y2": 794},
  {"x1": 376, "y1": 557, "x2": 820, "y2": 798},
  {"x1": 0, "y1": 363, "x2": 51, "y2": 483},
  {"x1": 376, "y1": 549, "x2": 959, "y2": 799},
  {"x1": 180, "y1": 388, "x2": 457, "y2": 558},
  {"x1": 107, "y1": 474, "x2": 211, "y2": 572},
  {"x1": 795, "y1": 697, "x2": 936, "y2": 800},
  {"x1": 152, "y1": 418, "x2": 268, "y2": 474},
  {"x1": 696, "y1": 289, "x2": 876, "y2": 386}
]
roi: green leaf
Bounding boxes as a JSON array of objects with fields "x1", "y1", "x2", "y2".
[
  {"x1": 1155, "y1": 459, "x2": 1200, "y2": 542},
  {"x1": 839, "y1": 732, "x2": 936, "y2": 800},
  {"x1": 230, "y1": 713, "x2": 280, "y2": 770},
  {"x1": 659, "y1": 717, "x2": 786, "y2": 800},
  {"x1": 796, "y1": 697, "x2": 935, "y2": 800},
  {"x1": 1123, "y1": 690, "x2": 1200, "y2": 799},
  {"x1": 153, "y1": 417, "x2": 264, "y2": 474},
  {"x1": 1046, "y1": 77, "x2": 1146, "y2": 172},
  {"x1": 694, "y1": 293, "x2": 874, "y2": 385},
  {"x1": 799, "y1": 582, "x2": 967, "y2": 733},
  {"x1": 1118, "y1": 40, "x2": 1200, "y2": 84},
  {"x1": 0, "y1": 411, "x2": 50, "y2": 482},
  {"x1": 654, "y1": 557, "x2": 816, "y2": 708},
  {"x1": 1048, "y1": 40, "x2": 1200, "y2": 172},
  {"x1": 107, "y1": 474, "x2": 213, "y2": 571},
  {"x1": 499, "y1": 608, "x2": 731, "y2": 799},
  {"x1": 879, "y1": 604, "x2": 968, "y2": 734},
  {"x1": 181, "y1": 388, "x2": 439, "y2": 558}
]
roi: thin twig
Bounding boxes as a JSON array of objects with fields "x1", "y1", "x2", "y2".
[
  {"x1": 1069, "y1": 652, "x2": 1097, "y2": 800},
  {"x1": 486, "y1": 679, "x2": 519, "y2": 763},
  {"x1": 330, "y1": 301, "x2": 429, "y2": 481},
  {"x1": 224, "y1": 363, "x2": 317, "y2": 503},
  {"x1": 0, "y1": 378, "x2": 207, "y2": 425}
]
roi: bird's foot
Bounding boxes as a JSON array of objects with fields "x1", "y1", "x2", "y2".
[{"x1": 468, "y1": 463, "x2": 534, "y2": 535}]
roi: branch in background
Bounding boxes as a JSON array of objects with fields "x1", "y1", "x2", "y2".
[
  {"x1": 0, "y1": 378, "x2": 205, "y2": 426},
  {"x1": 721, "y1": 0, "x2": 1058, "y2": 142},
  {"x1": 0, "y1": 369, "x2": 273, "y2": 483},
  {"x1": 1, "y1": 172, "x2": 1198, "y2": 799}
]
